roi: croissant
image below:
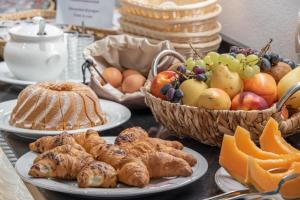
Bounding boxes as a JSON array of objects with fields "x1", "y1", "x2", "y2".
[
  {"x1": 73, "y1": 130, "x2": 150, "y2": 187},
  {"x1": 115, "y1": 127, "x2": 183, "y2": 149},
  {"x1": 77, "y1": 161, "x2": 117, "y2": 188},
  {"x1": 116, "y1": 127, "x2": 197, "y2": 166},
  {"x1": 29, "y1": 133, "x2": 83, "y2": 153},
  {"x1": 117, "y1": 140, "x2": 192, "y2": 177},
  {"x1": 34, "y1": 144, "x2": 93, "y2": 164},
  {"x1": 29, "y1": 146, "x2": 89, "y2": 179}
]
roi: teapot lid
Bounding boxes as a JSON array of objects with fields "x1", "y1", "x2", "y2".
[{"x1": 9, "y1": 17, "x2": 63, "y2": 41}]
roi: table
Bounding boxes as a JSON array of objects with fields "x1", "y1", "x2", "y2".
[{"x1": 1, "y1": 41, "x2": 300, "y2": 200}]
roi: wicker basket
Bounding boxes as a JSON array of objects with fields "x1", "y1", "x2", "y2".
[
  {"x1": 120, "y1": 0, "x2": 218, "y2": 20},
  {"x1": 120, "y1": 19, "x2": 221, "y2": 43},
  {"x1": 120, "y1": 4, "x2": 222, "y2": 33},
  {"x1": 148, "y1": 36, "x2": 222, "y2": 58},
  {"x1": 143, "y1": 50, "x2": 300, "y2": 146}
]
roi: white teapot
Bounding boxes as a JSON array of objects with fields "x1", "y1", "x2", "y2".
[{"x1": 4, "y1": 17, "x2": 67, "y2": 81}]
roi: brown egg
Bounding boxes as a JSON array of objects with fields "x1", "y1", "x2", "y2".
[
  {"x1": 122, "y1": 69, "x2": 141, "y2": 79},
  {"x1": 102, "y1": 67, "x2": 123, "y2": 87},
  {"x1": 122, "y1": 74, "x2": 146, "y2": 93}
]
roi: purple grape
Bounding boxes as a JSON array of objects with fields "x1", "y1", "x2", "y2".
[
  {"x1": 270, "y1": 53, "x2": 280, "y2": 65},
  {"x1": 160, "y1": 84, "x2": 172, "y2": 95},
  {"x1": 176, "y1": 65, "x2": 186, "y2": 73},
  {"x1": 229, "y1": 46, "x2": 239, "y2": 53},
  {"x1": 260, "y1": 58, "x2": 271, "y2": 71},
  {"x1": 263, "y1": 52, "x2": 271, "y2": 60},
  {"x1": 179, "y1": 75, "x2": 186, "y2": 83},
  {"x1": 174, "y1": 89, "x2": 184, "y2": 98},
  {"x1": 166, "y1": 88, "x2": 176, "y2": 101},
  {"x1": 287, "y1": 60, "x2": 297, "y2": 69},
  {"x1": 192, "y1": 66, "x2": 205, "y2": 74},
  {"x1": 195, "y1": 74, "x2": 207, "y2": 81}
]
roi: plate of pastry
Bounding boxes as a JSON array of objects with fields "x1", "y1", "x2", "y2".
[
  {"x1": 0, "y1": 82, "x2": 131, "y2": 139},
  {"x1": 15, "y1": 127, "x2": 208, "y2": 198}
]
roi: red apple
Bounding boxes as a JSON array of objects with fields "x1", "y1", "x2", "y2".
[
  {"x1": 231, "y1": 92, "x2": 269, "y2": 110},
  {"x1": 150, "y1": 71, "x2": 178, "y2": 99}
]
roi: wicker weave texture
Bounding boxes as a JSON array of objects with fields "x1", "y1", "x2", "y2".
[{"x1": 144, "y1": 85, "x2": 300, "y2": 146}]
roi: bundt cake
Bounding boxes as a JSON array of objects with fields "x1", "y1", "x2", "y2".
[{"x1": 10, "y1": 82, "x2": 107, "y2": 130}]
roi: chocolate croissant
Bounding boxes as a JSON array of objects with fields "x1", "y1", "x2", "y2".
[
  {"x1": 34, "y1": 144, "x2": 93, "y2": 164},
  {"x1": 29, "y1": 146, "x2": 89, "y2": 179},
  {"x1": 77, "y1": 161, "x2": 117, "y2": 188},
  {"x1": 29, "y1": 133, "x2": 83, "y2": 153},
  {"x1": 116, "y1": 127, "x2": 197, "y2": 166}
]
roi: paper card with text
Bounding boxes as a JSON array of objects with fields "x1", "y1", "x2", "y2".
[{"x1": 56, "y1": 0, "x2": 115, "y2": 28}]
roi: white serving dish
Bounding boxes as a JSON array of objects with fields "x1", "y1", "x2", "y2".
[
  {"x1": 0, "y1": 99, "x2": 131, "y2": 139},
  {"x1": 16, "y1": 136, "x2": 208, "y2": 198}
]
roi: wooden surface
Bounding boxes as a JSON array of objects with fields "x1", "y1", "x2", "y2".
[{"x1": 0, "y1": 146, "x2": 33, "y2": 200}]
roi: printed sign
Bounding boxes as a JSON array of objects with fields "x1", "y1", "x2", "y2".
[{"x1": 56, "y1": 0, "x2": 115, "y2": 28}]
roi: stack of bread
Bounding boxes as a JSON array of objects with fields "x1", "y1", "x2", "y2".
[{"x1": 119, "y1": 0, "x2": 222, "y2": 57}]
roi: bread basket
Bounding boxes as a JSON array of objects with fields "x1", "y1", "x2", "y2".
[
  {"x1": 120, "y1": 0, "x2": 218, "y2": 20},
  {"x1": 120, "y1": 4, "x2": 222, "y2": 33},
  {"x1": 143, "y1": 50, "x2": 300, "y2": 146},
  {"x1": 120, "y1": 19, "x2": 221, "y2": 43}
]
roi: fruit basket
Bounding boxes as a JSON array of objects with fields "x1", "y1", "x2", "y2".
[
  {"x1": 143, "y1": 50, "x2": 300, "y2": 146},
  {"x1": 120, "y1": 0, "x2": 218, "y2": 20}
]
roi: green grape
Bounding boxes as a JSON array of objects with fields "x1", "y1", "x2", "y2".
[
  {"x1": 204, "y1": 55, "x2": 213, "y2": 66},
  {"x1": 207, "y1": 52, "x2": 220, "y2": 65},
  {"x1": 219, "y1": 54, "x2": 232, "y2": 65},
  {"x1": 246, "y1": 54, "x2": 259, "y2": 66},
  {"x1": 236, "y1": 53, "x2": 246, "y2": 61},
  {"x1": 243, "y1": 65, "x2": 255, "y2": 78},
  {"x1": 252, "y1": 65, "x2": 260, "y2": 74},
  {"x1": 195, "y1": 59, "x2": 206, "y2": 67},
  {"x1": 185, "y1": 57, "x2": 195, "y2": 71},
  {"x1": 228, "y1": 59, "x2": 241, "y2": 72}
]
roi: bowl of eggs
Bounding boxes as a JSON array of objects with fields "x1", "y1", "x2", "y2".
[{"x1": 83, "y1": 34, "x2": 174, "y2": 108}]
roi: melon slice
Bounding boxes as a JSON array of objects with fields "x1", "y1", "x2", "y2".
[
  {"x1": 260, "y1": 118, "x2": 300, "y2": 154},
  {"x1": 234, "y1": 126, "x2": 281, "y2": 159},
  {"x1": 219, "y1": 135, "x2": 300, "y2": 184},
  {"x1": 248, "y1": 157, "x2": 300, "y2": 199}
]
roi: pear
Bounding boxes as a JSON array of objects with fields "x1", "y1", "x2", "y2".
[
  {"x1": 179, "y1": 79, "x2": 208, "y2": 107},
  {"x1": 210, "y1": 65, "x2": 243, "y2": 98}
]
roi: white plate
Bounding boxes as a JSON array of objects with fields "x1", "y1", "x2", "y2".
[
  {"x1": 0, "y1": 62, "x2": 89, "y2": 86},
  {"x1": 15, "y1": 136, "x2": 208, "y2": 198},
  {"x1": 0, "y1": 99, "x2": 131, "y2": 139},
  {"x1": 215, "y1": 167, "x2": 284, "y2": 200},
  {"x1": 215, "y1": 167, "x2": 248, "y2": 193}
]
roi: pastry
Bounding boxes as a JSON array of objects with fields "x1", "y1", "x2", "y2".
[
  {"x1": 34, "y1": 144, "x2": 93, "y2": 164},
  {"x1": 29, "y1": 146, "x2": 91, "y2": 179},
  {"x1": 116, "y1": 127, "x2": 197, "y2": 166},
  {"x1": 77, "y1": 161, "x2": 117, "y2": 188},
  {"x1": 73, "y1": 130, "x2": 150, "y2": 187},
  {"x1": 29, "y1": 133, "x2": 83, "y2": 153},
  {"x1": 10, "y1": 82, "x2": 107, "y2": 130}
]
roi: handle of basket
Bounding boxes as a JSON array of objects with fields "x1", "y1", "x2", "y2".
[
  {"x1": 151, "y1": 50, "x2": 185, "y2": 77},
  {"x1": 276, "y1": 82, "x2": 300, "y2": 111}
]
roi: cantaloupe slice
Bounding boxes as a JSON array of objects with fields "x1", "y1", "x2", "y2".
[
  {"x1": 260, "y1": 118, "x2": 300, "y2": 154},
  {"x1": 248, "y1": 157, "x2": 300, "y2": 199},
  {"x1": 219, "y1": 135, "x2": 300, "y2": 184},
  {"x1": 234, "y1": 126, "x2": 281, "y2": 159}
]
